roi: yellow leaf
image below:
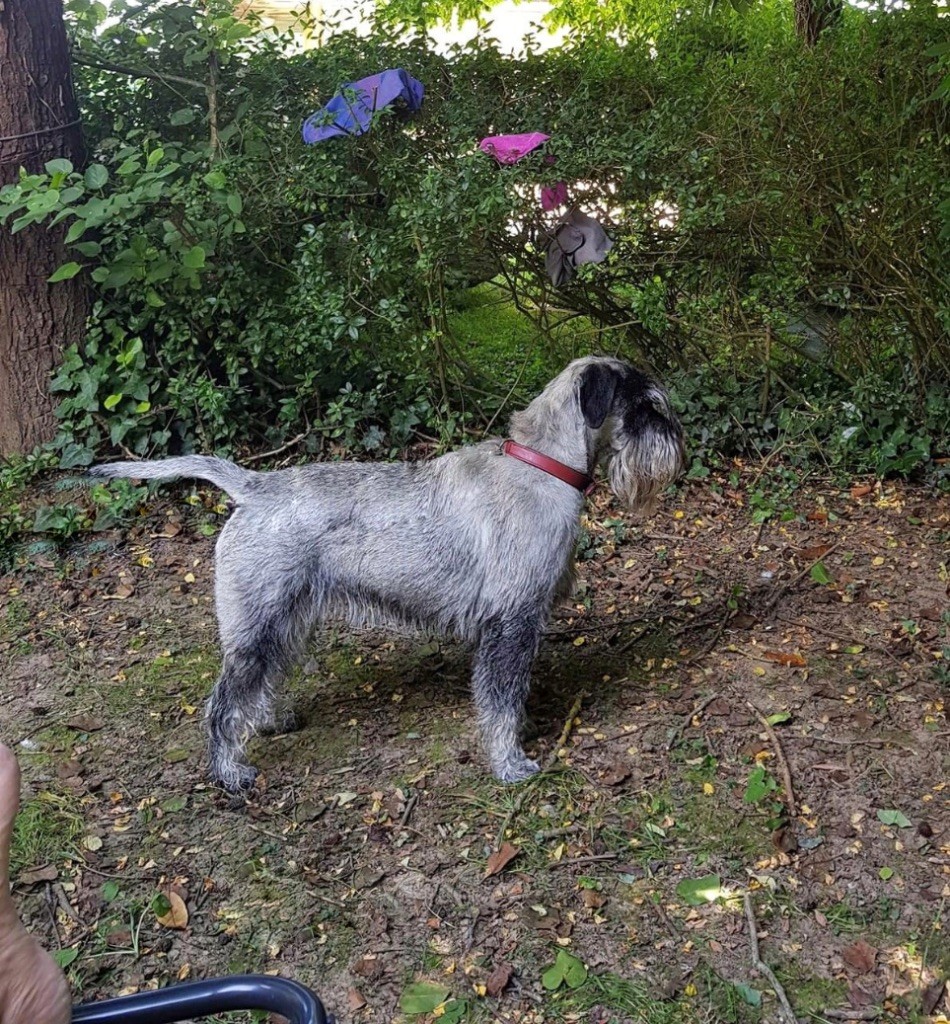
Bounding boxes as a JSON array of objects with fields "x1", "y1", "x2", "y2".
[
  {"x1": 872, "y1": 556, "x2": 885, "y2": 566},
  {"x1": 183, "y1": 572, "x2": 196, "y2": 583},
  {"x1": 136, "y1": 553, "x2": 154, "y2": 568},
  {"x1": 673, "y1": 510, "x2": 685, "y2": 519},
  {"x1": 684, "y1": 983, "x2": 697, "y2": 997},
  {"x1": 573, "y1": 636, "x2": 587, "y2": 646},
  {"x1": 155, "y1": 890, "x2": 189, "y2": 930},
  {"x1": 624, "y1": 559, "x2": 635, "y2": 569},
  {"x1": 703, "y1": 782, "x2": 715, "y2": 795}
]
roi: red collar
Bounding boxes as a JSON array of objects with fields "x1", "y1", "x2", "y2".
[{"x1": 501, "y1": 439, "x2": 596, "y2": 496}]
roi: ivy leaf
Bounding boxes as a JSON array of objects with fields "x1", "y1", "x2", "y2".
[
  {"x1": 45, "y1": 158, "x2": 74, "y2": 176},
  {"x1": 876, "y1": 809, "x2": 911, "y2": 828},
  {"x1": 170, "y1": 107, "x2": 196, "y2": 125},
  {"x1": 810, "y1": 561, "x2": 834, "y2": 585},
  {"x1": 103, "y1": 393, "x2": 123, "y2": 411},
  {"x1": 675, "y1": 874, "x2": 724, "y2": 906},
  {"x1": 84, "y1": 163, "x2": 109, "y2": 189},
  {"x1": 182, "y1": 244, "x2": 206, "y2": 269},
  {"x1": 48, "y1": 261, "x2": 82, "y2": 282}
]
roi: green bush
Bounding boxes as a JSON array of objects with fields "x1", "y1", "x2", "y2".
[{"x1": 0, "y1": 0, "x2": 946, "y2": 475}]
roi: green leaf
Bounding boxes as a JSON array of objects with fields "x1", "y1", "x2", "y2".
[
  {"x1": 398, "y1": 982, "x2": 451, "y2": 1014},
  {"x1": 65, "y1": 219, "x2": 88, "y2": 244},
  {"x1": 48, "y1": 261, "x2": 82, "y2": 282},
  {"x1": 52, "y1": 947, "x2": 79, "y2": 969},
  {"x1": 675, "y1": 874, "x2": 724, "y2": 906},
  {"x1": 101, "y1": 880, "x2": 120, "y2": 901},
  {"x1": 45, "y1": 158, "x2": 74, "y2": 176},
  {"x1": 170, "y1": 107, "x2": 196, "y2": 125},
  {"x1": 146, "y1": 147, "x2": 164, "y2": 169},
  {"x1": 204, "y1": 169, "x2": 227, "y2": 189},
  {"x1": 226, "y1": 193, "x2": 243, "y2": 215},
  {"x1": 182, "y1": 244, "x2": 206, "y2": 269},
  {"x1": 103, "y1": 394, "x2": 123, "y2": 411},
  {"x1": 876, "y1": 809, "x2": 911, "y2": 828},
  {"x1": 561, "y1": 951, "x2": 588, "y2": 989},
  {"x1": 879, "y1": 866, "x2": 894, "y2": 880},
  {"x1": 84, "y1": 163, "x2": 109, "y2": 190},
  {"x1": 145, "y1": 288, "x2": 165, "y2": 308},
  {"x1": 734, "y1": 982, "x2": 762, "y2": 1006},
  {"x1": 541, "y1": 964, "x2": 563, "y2": 990},
  {"x1": 765, "y1": 712, "x2": 792, "y2": 726},
  {"x1": 151, "y1": 893, "x2": 172, "y2": 917},
  {"x1": 810, "y1": 561, "x2": 834, "y2": 585}
]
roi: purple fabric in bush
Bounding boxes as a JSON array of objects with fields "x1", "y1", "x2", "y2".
[
  {"x1": 478, "y1": 132, "x2": 550, "y2": 164},
  {"x1": 303, "y1": 68, "x2": 424, "y2": 144},
  {"x1": 541, "y1": 181, "x2": 569, "y2": 211}
]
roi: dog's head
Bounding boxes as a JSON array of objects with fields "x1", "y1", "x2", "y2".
[{"x1": 576, "y1": 357, "x2": 685, "y2": 513}]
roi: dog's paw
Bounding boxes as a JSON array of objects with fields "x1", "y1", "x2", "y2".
[
  {"x1": 494, "y1": 755, "x2": 540, "y2": 784},
  {"x1": 212, "y1": 762, "x2": 259, "y2": 793},
  {"x1": 259, "y1": 710, "x2": 299, "y2": 736}
]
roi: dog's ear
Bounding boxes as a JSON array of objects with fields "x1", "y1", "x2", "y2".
[{"x1": 578, "y1": 363, "x2": 619, "y2": 429}]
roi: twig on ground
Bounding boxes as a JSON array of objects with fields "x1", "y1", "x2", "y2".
[
  {"x1": 494, "y1": 693, "x2": 586, "y2": 849},
  {"x1": 747, "y1": 701, "x2": 796, "y2": 818},
  {"x1": 399, "y1": 793, "x2": 419, "y2": 828},
  {"x1": 763, "y1": 542, "x2": 840, "y2": 613},
  {"x1": 687, "y1": 607, "x2": 733, "y2": 666},
  {"x1": 744, "y1": 893, "x2": 797, "y2": 1024},
  {"x1": 667, "y1": 694, "x2": 718, "y2": 751},
  {"x1": 548, "y1": 853, "x2": 618, "y2": 869},
  {"x1": 822, "y1": 1009, "x2": 881, "y2": 1021}
]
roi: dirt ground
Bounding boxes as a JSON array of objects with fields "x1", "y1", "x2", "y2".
[{"x1": 1, "y1": 469, "x2": 948, "y2": 1024}]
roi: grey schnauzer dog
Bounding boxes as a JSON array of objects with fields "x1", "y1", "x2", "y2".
[{"x1": 89, "y1": 356, "x2": 684, "y2": 793}]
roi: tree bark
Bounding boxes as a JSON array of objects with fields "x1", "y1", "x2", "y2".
[{"x1": 0, "y1": 0, "x2": 87, "y2": 456}]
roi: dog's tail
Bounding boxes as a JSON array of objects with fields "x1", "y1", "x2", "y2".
[{"x1": 87, "y1": 456, "x2": 254, "y2": 502}]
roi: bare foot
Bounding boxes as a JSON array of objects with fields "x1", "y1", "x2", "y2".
[{"x1": 0, "y1": 743, "x2": 71, "y2": 1024}]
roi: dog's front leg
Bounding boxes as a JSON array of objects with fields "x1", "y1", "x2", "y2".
[{"x1": 472, "y1": 616, "x2": 542, "y2": 784}]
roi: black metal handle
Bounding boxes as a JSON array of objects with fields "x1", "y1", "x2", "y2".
[{"x1": 72, "y1": 974, "x2": 332, "y2": 1024}]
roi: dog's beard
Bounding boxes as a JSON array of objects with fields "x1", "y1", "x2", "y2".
[{"x1": 606, "y1": 424, "x2": 684, "y2": 514}]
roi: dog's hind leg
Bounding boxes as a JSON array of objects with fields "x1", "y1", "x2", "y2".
[
  {"x1": 471, "y1": 615, "x2": 542, "y2": 784},
  {"x1": 205, "y1": 596, "x2": 311, "y2": 792}
]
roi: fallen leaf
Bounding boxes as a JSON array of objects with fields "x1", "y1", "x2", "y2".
[
  {"x1": 155, "y1": 890, "x2": 189, "y2": 930},
  {"x1": 17, "y1": 864, "x2": 58, "y2": 885},
  {"x1": 486, "y1": 963, "x2": 513, "y2": 997},
  {"x1": 485, "y1": 842, "x2": 519, "y2": 877},
  {"x1": 398, "y1": 981, "x2": 450, "y2": 1015},
  {"x1": 806, "y1": 510, "x2": 828, "y2": 522},
  {"x1": 764, "y1": 651, "x2": 807, "y2": 668},
  {"x1": 799, "y1": 544, "x2": 832, "y2": 561},
  {"x1": 65, "y1": 716, "x2": 103, "y2": 732},
  {"x1": 347, "y1": 988, "x2": 367, "y2": 1012},
  {"x1": 850, "y1": 485, "x2": 873, "y2": 499},
  {"x1": 842, "y1": 939, "x2": 878, "y2": 974},
  {"x1": 103, "y1": 582, "x2": 134, "y2": 600}
]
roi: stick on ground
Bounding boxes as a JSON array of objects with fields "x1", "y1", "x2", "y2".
[
  {"x1": 494, "y1": 693, "x2": 586, "y2": 849},
  {"x1": 747, "y1": 700, "x2": 796, "y2": 818},
  {"x1": 744, "y1": 892, "x2": 797, "y2": 1024}
]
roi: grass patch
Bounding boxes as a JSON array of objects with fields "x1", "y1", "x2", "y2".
[{"x1": 10, "y1": 789, "x2": 84, "y2": 876}]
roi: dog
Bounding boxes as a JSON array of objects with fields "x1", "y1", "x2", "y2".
[{"x1": 89, "y1": 356, "x2": 684, "y2": 792}]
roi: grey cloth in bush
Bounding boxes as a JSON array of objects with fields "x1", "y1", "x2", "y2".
[{"x1": 544, "y1": 209, "x2": 613, "y2": 286}]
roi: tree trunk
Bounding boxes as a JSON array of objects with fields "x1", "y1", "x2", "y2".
[
  {"x1": 794, "y1": 0, "x2": 843, "y2": 46},
  {"x1": 0, "y1": 0, "x2": 86, "y2": 456}
]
